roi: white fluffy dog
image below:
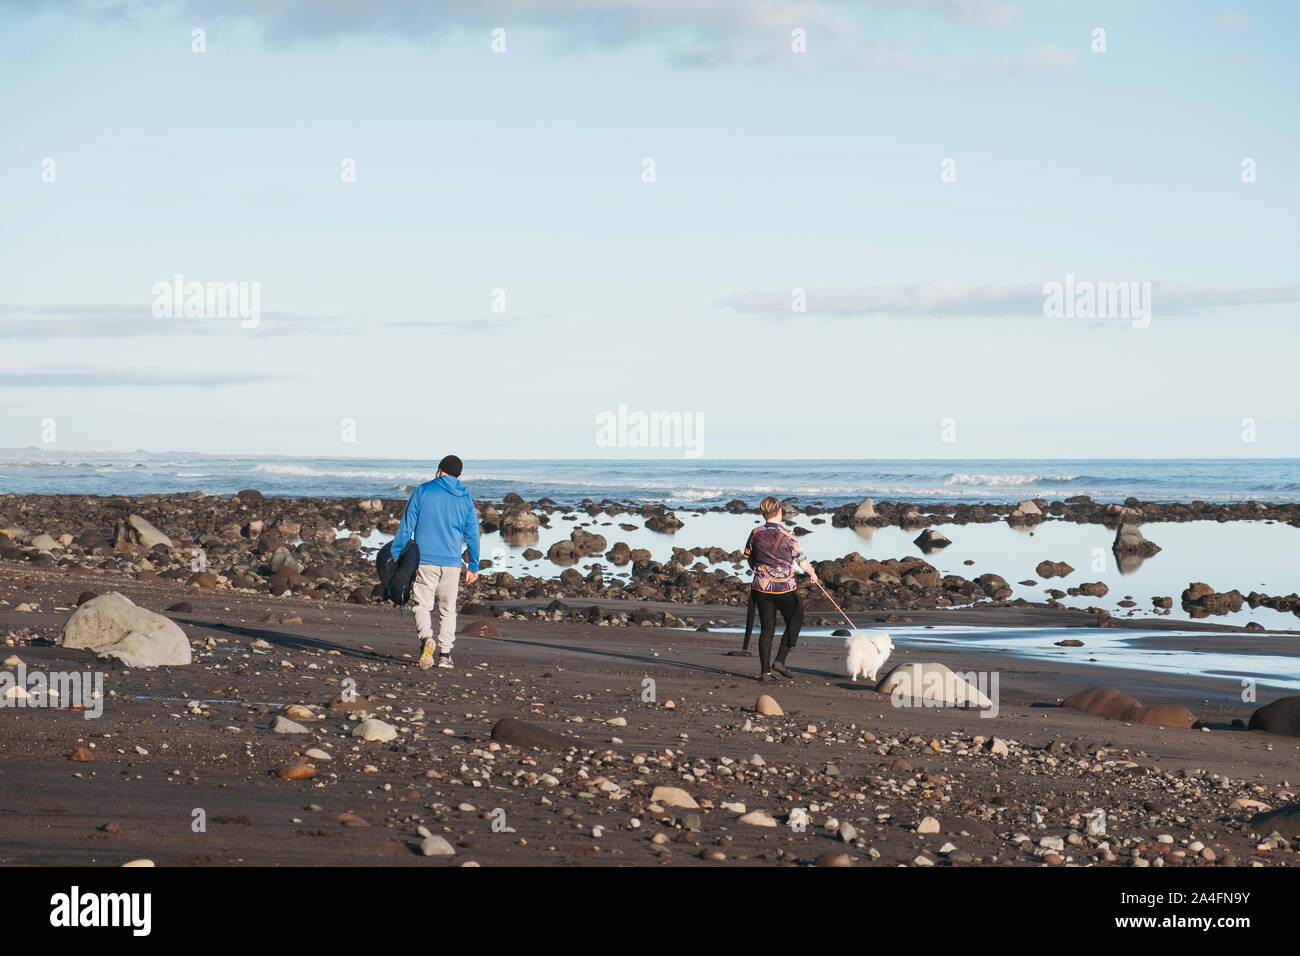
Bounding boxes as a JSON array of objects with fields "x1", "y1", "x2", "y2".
[{"x1": 846, "y1": 632, "x2": 894, "y2": 683}]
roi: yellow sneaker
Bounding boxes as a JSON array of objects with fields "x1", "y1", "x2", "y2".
[{"x1": 418, "y1": 639, "x2": 436, "y2": 670}]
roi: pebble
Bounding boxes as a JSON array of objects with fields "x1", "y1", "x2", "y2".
[
  {"x1": 917, "y1": 816, "x2": 940, "y2": 834},
  {"x1": 738, "y1": 811, "x2": 778, "y2": 827},
  {"x1": 352, "y1": 718, "x2": 397, "y2": 742},
  {"x1": 420, "y1": 836, "x2": 456, "y2": 857},
  {"x1": 756, "y1": 695, "x2": 783, "y2": 716},
  {"x1": 651, "y1": 786, "x2": 699, "y2": 809},
  {"x1": 272, "y1": 716, "x2": 310, "y2": 734},
  {"x1": 815, "y1": 851, "x2": 853, "y2": 867}
]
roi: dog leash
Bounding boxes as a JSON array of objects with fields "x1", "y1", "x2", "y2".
[{"x1": 813, "y1": 578, "x2": 861, "y2": 636}]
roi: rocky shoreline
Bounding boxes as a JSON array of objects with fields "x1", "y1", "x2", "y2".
[{"x1": 2, "y1": 492, "x2": 1297, "y2": 633}]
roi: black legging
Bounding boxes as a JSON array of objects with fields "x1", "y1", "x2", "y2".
[{"x1": 753, "y1": 589, "x2": 803, "y2": 673}]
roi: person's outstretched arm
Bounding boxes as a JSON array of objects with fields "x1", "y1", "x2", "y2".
[{"x1": 792, "y1": 541, "x2": 817, "y2": 583}]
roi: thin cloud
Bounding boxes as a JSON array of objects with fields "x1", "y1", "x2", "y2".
[
  {"x1": 0, "y1": 305, "x2": 529, "y2": 338},
  {"x1": 720, "y1": 282, "x2": 1300, "y2": 318},
  {"x1": 5, "y1": 0, "x2": 1058, "y2": 75},
  {"x1": 0, "y1": 358, "x2": 276, "y2": 387}
]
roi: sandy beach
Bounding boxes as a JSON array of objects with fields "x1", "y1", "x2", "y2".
[{"x1": 2, "y1": 492, "x2": 1296, "y2": 868}]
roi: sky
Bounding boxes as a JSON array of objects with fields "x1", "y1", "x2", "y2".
[{"x1": 1, "y1": 0, "x2": 1297, "y2": 461}]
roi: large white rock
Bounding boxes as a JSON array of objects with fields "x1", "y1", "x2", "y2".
[
  {"x1": 650, "y1": 786, "x2": 699, "y2": 809},
  {"x1": 352, "y1": 718, "x2": 397, "y2": 742},
  {"x1": 851, "y1": 498, "x2": 877, "y2": 523},
  {"x1": 127, "y1": 514, "x2": 172, "y2": 549},
  {"x1": 420, "y1": 835, "x2": 456, "y2": 857},
  {"x1": 59, "y1": 592, "x2": 192, "y2": 667},
  {"x1": 29, "y1": 533, "x2": 60, "y2": 551},
  {"x1": 877, "y1": 661, "x2": 994, "y2": 709}
]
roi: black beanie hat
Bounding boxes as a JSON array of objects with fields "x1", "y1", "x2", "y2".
[{"x1": 438, "y1": 455, "x2": 463, "y2": 478}]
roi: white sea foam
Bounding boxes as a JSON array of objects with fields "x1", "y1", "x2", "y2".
[
  {"x1": 249, "y1": 463, "x2": 433, "y2": 481},
  {"x1": 945, "y1": 472, "x2": 1081, "y2": 487}
]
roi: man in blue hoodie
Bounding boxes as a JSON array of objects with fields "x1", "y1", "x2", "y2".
[{"x1": 389, "y1": 455, "x2": 481, "y2": 670}]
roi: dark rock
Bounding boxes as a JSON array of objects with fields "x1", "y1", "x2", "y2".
[
  {"x1": 1063, "y1": 686, "x2": 1196, "y2": 728},
  {"x1": 913, "y1": 529, "x2": 951, "y2": 551},
  {"x1": 1113, "y1": 523, "x2": 1160, "y2": 556},
  {"x1": 1035, "y1": 560, "x2": 1074, "y2": 579},
  {"x1": 1249, "y1": 802, "x2": 1300, "y2": 838},
  {"x1": 1248, "y1": 697, "x2": 1300, "y2": 737},
  {"x1": 489, "y1": 717, "x2": 580, "y2": 752},
  {"x1": 644, "y1": 512, "x2": 684, "y2": 534}
]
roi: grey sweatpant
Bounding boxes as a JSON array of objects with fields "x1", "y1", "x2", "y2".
[{"x1": 411, "y1": 564, "x2": 461, "y2": 654}]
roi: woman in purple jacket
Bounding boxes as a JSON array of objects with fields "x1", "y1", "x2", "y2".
[{"x1": 743, "y1": 496, "x2": 818, "y2": 682}]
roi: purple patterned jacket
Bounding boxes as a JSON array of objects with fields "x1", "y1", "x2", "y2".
[{"x1": 743, "y1": 521, "x2": 808, "y2": 594}]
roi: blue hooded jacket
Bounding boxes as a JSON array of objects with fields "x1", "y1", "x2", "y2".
[{"x1": 389, "y1": 474, "x2": 481, "y2": 570}]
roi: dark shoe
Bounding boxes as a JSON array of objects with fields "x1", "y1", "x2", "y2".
[
  {"x1": 772, "y1": 661, "x2": 795, "y2": 679},
  {"x1": 758, "y1": 671, "x2": 775, "y2": 683}
]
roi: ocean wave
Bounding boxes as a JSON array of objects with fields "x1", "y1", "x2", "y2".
[
  {"x1": 945, "y1": 473, "x2": 1082, "y2": 487},
  {"x1": 249, "y1": 463, "x2": 435, "y2": 481},
  {"x1": 469, "y1": 474, "x2": 869, "y2": 496}
]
